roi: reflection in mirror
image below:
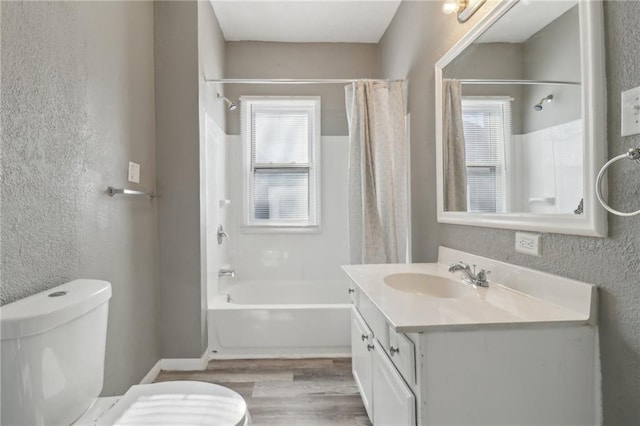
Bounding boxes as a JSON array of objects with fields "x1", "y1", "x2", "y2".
[{"x1": 442, "y1": 1, "x2": 583, "y2": 215}]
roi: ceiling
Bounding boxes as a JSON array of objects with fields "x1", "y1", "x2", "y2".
[
  {"x1": 477, "y1": 0, "x2": 577, "y2": 44},
  {"x1": 210, "y1": 1, "x2": 402, "y2": 43}
]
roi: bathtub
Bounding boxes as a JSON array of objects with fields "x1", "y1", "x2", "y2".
[{"x1": 208, "y1": 280, "x2": 352, "y2": 358}]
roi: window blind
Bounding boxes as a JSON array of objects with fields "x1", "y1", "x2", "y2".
[
  {"x1": 461, "y1": 99, "x2": 511, "y2": 213},
  {"x1": 252, "y1": 110, "x2": 310, "y2": 164}
]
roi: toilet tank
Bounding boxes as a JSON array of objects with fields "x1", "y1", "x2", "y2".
[{"x1": 1, "y1": 280, "x2": 112, "y2": 426}]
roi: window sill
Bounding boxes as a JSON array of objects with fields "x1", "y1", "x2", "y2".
[{"x1": 241, "y1": 225, "x2": 321, "y2": 234}]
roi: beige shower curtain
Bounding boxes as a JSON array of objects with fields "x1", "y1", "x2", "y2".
[
  {"x1": 443, "y1": 79, "x2": 468, "y2": 211},
  {"x1": 345, "y1": 80, "x2": 407, "y2": 264}
]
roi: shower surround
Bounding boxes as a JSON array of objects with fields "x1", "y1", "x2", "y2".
[{"x1": 206, "y1": 134, "x2": 352, "y2": 357}]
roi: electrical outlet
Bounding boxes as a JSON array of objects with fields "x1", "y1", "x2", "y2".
[
  {"x1": 128, "y1": 161, "x2": 140, "y2": 183},
  {"x1": 515, "y1": 232, "x2": 541, "y2": 256},
  {"x1": 621, "y1": 86, "x2": 640, "y2": 136}
]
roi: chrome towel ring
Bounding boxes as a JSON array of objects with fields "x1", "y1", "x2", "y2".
[{"x1": 595, "y1": 147, "x2": 640, "y2": 216}]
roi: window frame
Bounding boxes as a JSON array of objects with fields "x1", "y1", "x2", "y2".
[
  {"x1": 461, "y1": 96, "x2": 513, "y2": 214},
  {"x1": 241, "y1": 96, "x2": 321, "y2": 232}
]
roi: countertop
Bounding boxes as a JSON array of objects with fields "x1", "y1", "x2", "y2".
[{"x1": 342, "y1": 252, "x2": 597, "y2": 333}]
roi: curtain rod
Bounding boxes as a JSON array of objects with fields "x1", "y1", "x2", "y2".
[
  {"x1": 458, "y1": 79, "x2": 580, "y2": 86},
  {"x1": 204, "y1": 78, "x2": 403, "y2": 85}
]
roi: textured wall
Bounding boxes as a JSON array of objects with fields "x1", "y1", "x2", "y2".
[
  {"x1": 225, "y1": 41, "x2": 379, "y2": 136},
  {"x1": 380, "y1": 1, "x2": 640, "y2": 423},
  {"x1": 1, "y1": 1, "x2": 160, "y2": 395}
]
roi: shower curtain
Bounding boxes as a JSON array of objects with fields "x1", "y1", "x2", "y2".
[
  {"x1": 443, "y1": 79, "x2": 467, "y2": 211},
  {"x1": 345, "y1": 80, "x2": 407, "y2": 264}
]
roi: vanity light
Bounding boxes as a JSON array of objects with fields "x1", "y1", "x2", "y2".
[{"x1": 442, "y1": 0, "x2": 487, "y2": 23}]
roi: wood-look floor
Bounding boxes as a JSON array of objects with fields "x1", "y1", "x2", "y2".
[{"x1": 154, "y1": 358, "x2": 372, "y2": 426}]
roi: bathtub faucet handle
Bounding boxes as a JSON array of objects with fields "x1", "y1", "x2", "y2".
[
  {"x1": 348, "y1": 288, "x2": 355, "y2": 294},
  {"x1": 217, "y1": 224, "x2": 230, "y2": 245}
]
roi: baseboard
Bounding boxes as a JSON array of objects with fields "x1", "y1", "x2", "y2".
[
  {"x1": 138, "y1": 351, "x2": 209, "y2": 384},
  {"x1": 159, "y1": 350, "x2": 209, "y2": 371},
  {"x1": 209, "y1": 352, "x2": 351, "y2": 360},
  {"x1": 139, "y1": 359, "x2": 162, "y2": 384}
]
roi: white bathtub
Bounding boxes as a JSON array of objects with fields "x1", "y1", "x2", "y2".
[{"x1": 208, "y1": 280, "x2": 352, "y2": 358}]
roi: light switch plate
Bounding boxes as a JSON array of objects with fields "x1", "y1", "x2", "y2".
[
  {"x1": 128, "y1": 162, "x2": 140, "y2": 183},
  {"x1": 515, "y1": 232, "x2": 541, "y2": 256},
  {"x1": 621, "y1": 86, "x2": 640, "y2": 136}
]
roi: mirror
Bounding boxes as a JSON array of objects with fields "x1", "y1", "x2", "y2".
[{"x1": 435, "y1": 0, "x2": 607, "y2": 236}]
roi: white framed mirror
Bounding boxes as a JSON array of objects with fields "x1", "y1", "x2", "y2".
[{"x1": 435, "y1": 0, "x2": 607, "y2": 236}]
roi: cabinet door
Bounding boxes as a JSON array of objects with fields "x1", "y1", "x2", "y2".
[
  {"x1": 351, "y1": 307, "x2": 374, "y2": 422},
  {"x1": 372, "y1": 341, "x2": 416, "y2": 426}
]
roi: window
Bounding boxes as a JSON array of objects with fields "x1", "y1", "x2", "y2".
[
  {"x1": 461, "y1": 98, "x2": 511, "y2": 213},
  {"x1": 242, "y1": 97, "x2": 321, "y2": 230}
]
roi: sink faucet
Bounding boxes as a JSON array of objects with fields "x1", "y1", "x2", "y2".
[{"x1": 448, "y1": 261, "x2": 490, "y2": 287}]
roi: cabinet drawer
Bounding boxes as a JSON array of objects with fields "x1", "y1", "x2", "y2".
[
  {"x1": 357, "y1": 293, "x2": 389, "y2": 349},
  {"x1": 388, "y1": 326, "x2": 416, "y2": 385}
]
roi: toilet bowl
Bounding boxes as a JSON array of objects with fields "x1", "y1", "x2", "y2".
[
  {"x1": 75, "y1": 381, "x2": 249, "y2": 426},
  {"x1": 0, "y1": 280, "x2": 250, "y2": 426}
]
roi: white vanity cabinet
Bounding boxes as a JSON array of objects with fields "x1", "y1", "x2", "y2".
[{"x1": 344, "y1": 247, "x2": 600, "y2": 426}]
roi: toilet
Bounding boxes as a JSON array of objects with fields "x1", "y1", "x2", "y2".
[{"x1": 0, "y1": 279, "x2": 249, "y2": 426}]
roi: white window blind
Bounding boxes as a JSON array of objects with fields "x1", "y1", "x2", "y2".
[
  {"x1": 242, "y1": 98, "x2": 321, "y2": 229},
  {"x1": 461, "y1": 98, "x2": 511, "y2": 213}
]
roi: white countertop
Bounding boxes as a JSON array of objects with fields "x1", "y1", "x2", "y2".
[{"x1": 342, "y1": 248, "x2": 597, "y2": 333}]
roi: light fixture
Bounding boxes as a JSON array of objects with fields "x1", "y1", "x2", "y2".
[{"x1": 442, "y1": 0, "x2": 487, "y2": 23}]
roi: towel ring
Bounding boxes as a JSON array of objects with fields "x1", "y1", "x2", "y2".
[{"x1": 595, "y1": 147, "x2": 640, "y2": 217}]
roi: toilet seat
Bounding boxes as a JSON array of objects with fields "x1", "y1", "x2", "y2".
[{"x1": 95, "y1": 381, "x2": 249, "y2": 426}]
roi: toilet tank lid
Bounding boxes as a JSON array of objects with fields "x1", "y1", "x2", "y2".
[{"x1": 1, "y1": 279, "x2": 112, "y2": 340}]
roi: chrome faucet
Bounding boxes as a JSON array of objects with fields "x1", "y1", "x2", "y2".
[{"x1": 448, "y1": 261, "x2": 490, "y2": 287}]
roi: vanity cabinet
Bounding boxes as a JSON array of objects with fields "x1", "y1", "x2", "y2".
[
  {"x1": 351, "y1": 295, "x2": 417, "y2": 426},
  {"x1": 348, "y1": 283, "x2": 598, "y2": 426}
]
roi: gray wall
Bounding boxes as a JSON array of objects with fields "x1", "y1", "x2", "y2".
[
  {"x1": 154, "y1": 1, "x2": 222, "y2": 359},
  {"x1": 199, "y1": 1, "x2": 227, "y2": 132},
  {"x1": 1, "y1": 1, "x2": 160, "y2": 395},
  {"x1": 522, "y1": 6, "x2": 581, "y2": 133},
  {"x1": 153, "y1": 1, "x2": 226, "y2": 359},
  {"x1": 379, "y1": 1, "x2": 640, "y2": 423},
  {"x1": 225, "y1": 42, "x2": 379, "y2": 136}
]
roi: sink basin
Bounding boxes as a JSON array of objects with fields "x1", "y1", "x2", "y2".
[{"x1": 383, "y1": 273, "x2": 477, "y2": 298}]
